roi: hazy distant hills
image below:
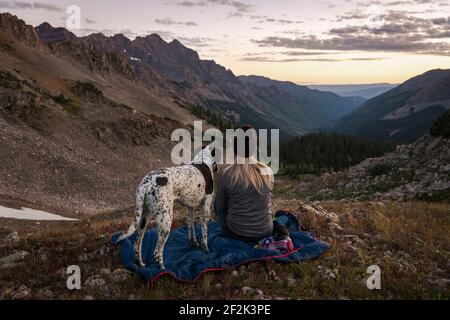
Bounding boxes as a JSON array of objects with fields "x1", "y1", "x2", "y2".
[
  {"x1": 308, "y1": 83, "x2": 397, "y2": 99},
  {"x1": 335, "y1": 69, "x2": 450, "y2": 143},
  {"x1": 239, "y1": 75, "x2": 365, "y2": 121}
]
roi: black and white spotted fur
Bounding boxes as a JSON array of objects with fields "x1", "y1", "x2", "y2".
[{"x1": 115, "y1": 146, "x2": 218, "y2": 270}]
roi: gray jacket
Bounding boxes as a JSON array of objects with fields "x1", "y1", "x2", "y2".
[{"x1": 214, "y1": 169, "x2": 274, "y2": 239}]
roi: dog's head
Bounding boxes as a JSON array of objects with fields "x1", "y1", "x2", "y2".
[{"x1": 192, "y1": 144, "x2": 219, "y2": 174}]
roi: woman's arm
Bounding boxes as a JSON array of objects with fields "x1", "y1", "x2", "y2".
[{"x1": 214, "y1": 174, "x2": 228, "y2": 221}]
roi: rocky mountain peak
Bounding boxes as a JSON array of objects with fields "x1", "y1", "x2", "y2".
[
  {"x1": 0, "y1": 13, "x2": 41, "y2": 46},
  {"x1": 35, "y1": 22, "x2": 77, "y2": 44}
]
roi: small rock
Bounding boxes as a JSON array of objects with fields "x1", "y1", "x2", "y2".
[
  {"x1": 84, "y1": 275, "x2": 111, "y2": 297},
  {"x1": 427, "y1": 278, "x2": 450, "y2": 287},
  {"x1": 317, "y1": 266, "x2": 338, "y2": 280},
  {"x1": 110, "y1": 269, "x2": 133, "y2": 282},
  {"x1": 4, "y1": 231, "x2": 19, "y2": 242},
  {"x1": 254, "y1": 288, "x2": 264, "y2": 296},
  {"x1": 239, "y1": 265, "x2": 246, "y2": 276},
  {"x1": 384, "y1": 250, "x2": 393, "y2": 257},
  {"x1": 287, "y1": 275, "x2": 297, "y2": 287},
  {"x1": 128, "y1": 294, "x2": 138, "y2": 300},
  {"x1": 343, "y1": 242, "x2": 359, "y2": 254},
  {"x1": 100, "y1": 268, "x2": 112, "y2": 275},
  {"x1": 241, "y1": 286, "x2": 257, "y2": 295},
  {"x1": 79, "y1": 245, "x2": 112, "y2": 262},
  {"x1": 214, "y1": 283, "x2": 222, "y2": 289},
  {"x1": 0, "y1": 250, "x2": 29, "y2": 268},
  {"x1": 265, "y1": 270, "x2": 280, "y2": 282},
  {"x1": 78, "y1": 253, "x2": 89, "y2": 262},
  {"x1": 37, "y1": 288, "x2": 54, "y2": 299},
  {"x1": 11, "y1": 285, "x2": 31, "y2": 300},
  {"x1": 84, "y1": 295, "x2": 94, "y2": 300},
  {"x1": 231, "y1": 270, "x2": 238, "y2": 277}
]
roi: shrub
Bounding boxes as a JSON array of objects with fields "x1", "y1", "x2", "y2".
[
  {"x1": 430, "y1": 110, "x2": 450, "y2": 138},
  {"x1": 73, "y1": 81, "x2": 103, "y2": 97},
  {"x1": 47, "y1": 93, "x2": 81, "y2": 116},
  {"x1": 367, "y1": 163, "x2": 393, "y2": 176},
  {"x1": 0, "y1": 71, "x2": 22, "y2": 89}
]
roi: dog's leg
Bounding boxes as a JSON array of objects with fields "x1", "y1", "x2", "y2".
[
  {"x1": 187, "y1": 207, "x2": 199, "y2": 247},
  {"x1": 200, "y1": 196, "x2": 212, "y2": 253},
  {"x1": 135, "y1": 205, "x2": 150, "y2": 267},
  {"x1": 154, "y1": 203, "x2": 173, "y2": 270}
]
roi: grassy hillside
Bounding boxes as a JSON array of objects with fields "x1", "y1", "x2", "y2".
[{"x1": 1, "y1": 196, "x2": 449, "y2": 300}]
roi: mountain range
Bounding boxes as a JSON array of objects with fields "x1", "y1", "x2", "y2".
[
  {"x1": 0, "y1": 12, "x2": 448, "y2": 143},
  {"x1": 1, "y1": 13, "x2": 365, "y2": 138},
  {"x1": 1, "y1": 12, "x2": 450, "y2": 214},
  {"x1": 335, "y1": 69, "x2": 450, "y2": 143}
]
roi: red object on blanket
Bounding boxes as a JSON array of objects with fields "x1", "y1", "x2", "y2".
[{"x1": 258, "y1": 236, "x2": 294, "y2": 253}]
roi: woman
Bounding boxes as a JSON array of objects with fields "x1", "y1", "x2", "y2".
[{"x1": 214, "y1": 125, "x2": 274, "y2": 243}]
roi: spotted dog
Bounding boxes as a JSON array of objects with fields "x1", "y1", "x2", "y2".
[{"x1": 115, "y1": 145, "x2": 218, "y2": 270}]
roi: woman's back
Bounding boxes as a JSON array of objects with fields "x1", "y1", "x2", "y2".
[{"x1": 215, "y1": 165, "x2": 274, "y2": 240}]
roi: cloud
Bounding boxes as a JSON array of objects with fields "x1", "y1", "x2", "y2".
[
  {"x1": 85, "y1": 18, "x2": 97, "y2": 25},
  {"x1": 0, "y1": 1, "x2": 62, "y2": 11},
  {"x1": 175, "y1": 0, "x2": 208, "y2": 7},
  {"x1": 239, "y1": 55, "x2": 385, "y2": 63},
  {"x1": 33, "y1": 1, "x2": 61, "y2": 11},
  {"x1": 254, "y1": 11, "x2": 450, "y2": 56},
  {"x1": 177, "y1": 36, "x2": 215, "y2": 47},
  {"x1": 247, "y1": 15, "x2": 302, "y2": 24},
  {"x1": 175, "y1": 0, "x2": 253, "y2": 13},
  {"x1": 154, "y1": 17, "x2": 198, "y2": 26}
]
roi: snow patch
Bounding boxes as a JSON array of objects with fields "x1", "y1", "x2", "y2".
[
  {"x1": 0, "y1": 206, "x2": 77, "y2": 221},
  {"x1": 130, "y1": 57, "x2": 141, "y2": 62}
]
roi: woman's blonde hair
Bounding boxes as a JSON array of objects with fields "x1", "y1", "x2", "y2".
[{"x1": 222, "y1": 160, "x2": 272, "y2": 193}]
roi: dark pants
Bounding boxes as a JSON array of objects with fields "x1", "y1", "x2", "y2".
[{"x1": 216, "y1": 210, "x2": 270, "y2": 244}]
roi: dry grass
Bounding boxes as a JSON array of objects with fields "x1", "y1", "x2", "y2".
[{"x1": 0, "y1": 200, "x2": 449, "y2": 300}]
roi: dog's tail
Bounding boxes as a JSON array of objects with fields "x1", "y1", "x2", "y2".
[{"x1": 114, "y1": 185, "x2": 146, "y2": 245}]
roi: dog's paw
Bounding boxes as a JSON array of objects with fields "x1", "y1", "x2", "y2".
[{"x1": 190, "y1": 239, "x2": 200, "y2": 247}]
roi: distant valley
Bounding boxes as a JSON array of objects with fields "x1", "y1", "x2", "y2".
[{"x1": 308, "y1": 83, "x2": 397, "y2": 99}]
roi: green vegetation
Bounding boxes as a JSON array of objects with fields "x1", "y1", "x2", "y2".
[
  {"x1": 0, "y1": 71, "x2": 22, "y2": 89},
  {"x1": 186, "y1": 104, "x2": 238, "y2": 132},
  {"x1": 367, "y1": 163, "x2": 393, "y2": 176},
  {"x1": 280, "y1": 132, "x2": 395, "y2": 175},
  {"x1": 43, "y1": 92, "x2": 81, "y2": 117},
  {"x1": 430, "y1": 110, "x2": 450, "y2": 138},
  {"x1": 72, "y1": 81, "x2": 103, "y2": 98}
]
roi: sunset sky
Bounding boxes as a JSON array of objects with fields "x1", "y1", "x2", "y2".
[{"x1": 1, "y1": 0, "x2": 450, "y2": 84}]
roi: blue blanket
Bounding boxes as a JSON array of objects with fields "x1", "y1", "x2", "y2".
[{"x1": 112, "y1": 215, "x2": 330, "y2": 282}]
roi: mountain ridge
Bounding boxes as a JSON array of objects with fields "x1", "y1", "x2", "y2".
[{"x1": 335, "y1": 69, "x2": 450, "y2": 143}]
